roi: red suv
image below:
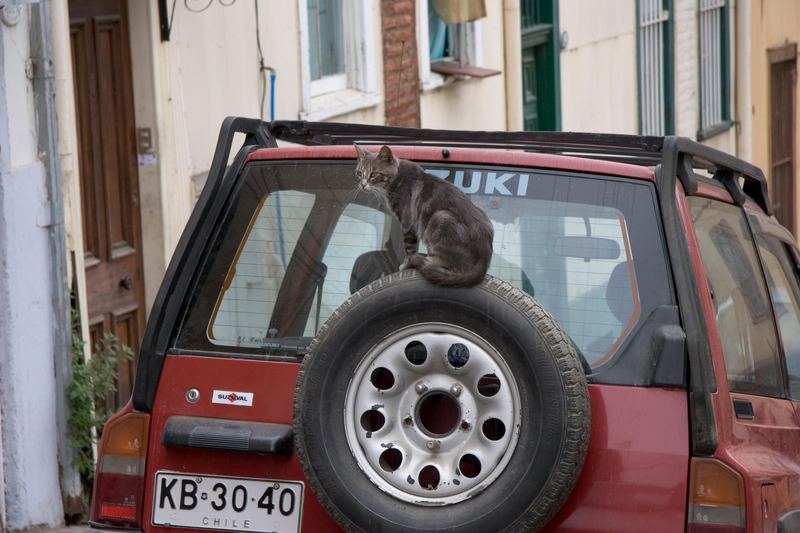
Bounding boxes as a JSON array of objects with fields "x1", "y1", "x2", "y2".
[{"x1": 89, "y1": 118, "x2": 800, "y2": 533}]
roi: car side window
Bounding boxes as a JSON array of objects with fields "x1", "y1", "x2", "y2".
[
  {"x1": 753, "y1": 231, "x2": 800, "y2": 400},
  {"x1": 688, "y1": 197, "x2": 784, "y2": 397}
]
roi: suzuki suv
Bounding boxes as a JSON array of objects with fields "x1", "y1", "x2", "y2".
[{"x1": 89, "y1": 118, "x2": 800, "y2": 532}]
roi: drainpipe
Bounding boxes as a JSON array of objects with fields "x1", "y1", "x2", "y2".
[
  {"x1": 29, "y1": 1, "x2": 83, "y2": 515},
  {"x1": 503, "y1": 0, "x2": 523, "y2": 131},
  {"x1": 735, "y1": 0, "x2": 752, "y2": 162},
  {"x1": 50, "y1": 1, "x2": 90, "y2": 349}
]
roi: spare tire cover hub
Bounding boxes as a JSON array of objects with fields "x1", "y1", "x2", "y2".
[{"x1": 344, "y1": 323, "x2": 522, "y2": 504}]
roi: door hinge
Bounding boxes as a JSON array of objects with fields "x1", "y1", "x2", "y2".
[{"x1": 25, "y1": 56, "x2": 54, "y2": 81}]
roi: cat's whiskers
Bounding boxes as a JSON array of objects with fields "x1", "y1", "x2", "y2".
[{"x1": 348, "y1": 185, "x2": 360, "y2": 203}]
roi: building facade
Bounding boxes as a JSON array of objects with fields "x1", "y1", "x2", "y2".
[{"x1": 743, "y1": 0, "x2": 800, "y2": 235}]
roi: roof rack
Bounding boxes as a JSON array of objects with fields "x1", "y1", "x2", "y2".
[{"x1": 267, "y1": 120, "x2": 772, "y2": 216}]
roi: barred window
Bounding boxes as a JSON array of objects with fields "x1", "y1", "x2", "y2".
[
  {"x1": 699, "y1": 0, "x2": 730, "y2": 135},
  {"x1": 637, "y1": 0, "x2": 673, "y2": 135}
]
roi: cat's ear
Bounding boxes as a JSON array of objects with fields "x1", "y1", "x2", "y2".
[
  {"x1": 354, "y1": 144, "x2": 369, "y2": 161},
  {"x1": 377, "y1": 145, "x2": 395, "y2": 163}
]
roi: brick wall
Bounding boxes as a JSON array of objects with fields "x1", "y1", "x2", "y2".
[{"x1": 381, "y1": 0, "x2": 420, "y2": 127}]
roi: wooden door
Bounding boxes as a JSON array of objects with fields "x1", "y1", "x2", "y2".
[
  {"x1": 69, "y1": 0, "x2": 144, "y2": 409},
  {"x1": 769, "y1": 45, "x2": 797, "y2": 234},
  {"x1": 520, "y1": 0, "x2": 559, "y2": 131},
  {"x1": 521, "y1": 46, "x2": 539, "y2": 131}
]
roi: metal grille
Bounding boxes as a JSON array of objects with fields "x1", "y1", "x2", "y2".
[
  {"x1": 700, "y1": 0, "x2": 726, "y2": 131},
  {"x1": 638, "y1": 0, "x2": 670, "y2": 135}
]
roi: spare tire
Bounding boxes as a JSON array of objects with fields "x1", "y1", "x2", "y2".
[{"x1": 294, "y1": 270, "x2": 590, "y2": 533}]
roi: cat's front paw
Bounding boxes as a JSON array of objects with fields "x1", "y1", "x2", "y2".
[{"x1": 399, "y1": 261, "x2": 410, "y2": 271}]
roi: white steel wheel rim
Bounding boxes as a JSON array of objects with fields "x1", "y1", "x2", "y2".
[{"x1": 344, "y1": 322, "x2": 522, "y2": 505}]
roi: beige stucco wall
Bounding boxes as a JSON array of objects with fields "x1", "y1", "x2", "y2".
[
  {"x1": 747, "y1": 0, "x2": 800, "y2": 232},
  {"x1": 558, "y1": 0, "x2": 638, "y2": 134},
  {"x1": 123, "y1": 0, "x2": 384, "y2": 308},
  {"x1": 419, "y1": 0, "x2": 508, "y2": 130}
]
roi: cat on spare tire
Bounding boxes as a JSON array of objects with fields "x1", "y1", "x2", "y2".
[{"x1": 355, "y1": 144, "x2": 494, "y2": 287}]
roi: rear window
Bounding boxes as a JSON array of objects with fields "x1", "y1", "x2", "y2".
[{"x1": 177, "y1": 161, "x2": 671, "y2": 374}]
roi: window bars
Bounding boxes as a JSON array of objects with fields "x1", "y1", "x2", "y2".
[
  {"x1": 699, "y1": 0, "x2": 727, "y2": 132},
  {"x1": 638, "y1": 0, "x2": 671, "y2": 136}
]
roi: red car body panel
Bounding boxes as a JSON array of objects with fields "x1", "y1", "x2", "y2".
[
  {"x1": 96, "y1": 146, "x2": 800, "y2": 532},
  {"x1": 683, "y1": 182, "x2": 800, "y2": 532},
  {"x1": 142, "y1": 355, "x2": 689, "y2": 532},
  {"x1": 246, "y1": 145, "x2": 657, "y2": 182},
  {"x1": 543, "y1": 385, "x2": 689, "y2": 533},
  {"x1": 142, "y1": 355, "x2": 340, "y2": 532}
]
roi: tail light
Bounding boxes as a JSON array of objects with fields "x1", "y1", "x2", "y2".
[
  {"x1": 90, "y1": 411, "x2": 150, "y2": 529},
  {"x1": 687, "y1": 457, "x2": 746, "y2": 533}
]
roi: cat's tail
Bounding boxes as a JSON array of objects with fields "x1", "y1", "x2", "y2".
[{"x1": 409, "y1": 255, "x2": 487, "y2": 288}]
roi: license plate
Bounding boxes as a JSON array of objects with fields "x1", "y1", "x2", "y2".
[{"x1": 152, "y1": 472, "x2": 303, "y2": 532}]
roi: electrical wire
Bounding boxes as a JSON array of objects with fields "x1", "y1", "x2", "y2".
[
  {"x1": 184, "y1": 0, "x2": 214, "y2": 12},
  {"x1": 184, "y1": 0, "x2": 237, "y2": 13},
  {"x1": 254, "y1": 0, "x2": 274, "y2": 120},
  {"x1": 254, "y1": 0, "x2": 285, "y2": 268}
]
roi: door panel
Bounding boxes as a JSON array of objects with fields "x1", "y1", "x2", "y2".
[
  {"x1": 688, "y1": 197, "x2": 800, "y2": 532},
  {"x1": 70, "y1": 0, "x2": 144, "y2": 408},
  {"x1": 727, "y1": 393, "x2": 800, "y2": 533},
  {"x1": 520, "y1": 0, "x2": 559, "y2": 131},
  {"x1": 543, "y1": 386, "x2": 689, "y2": 532},
  {"x1": 769, "y1": 48, "x2": 796, "y2": 233},
  {"x1": 113, "y1": 305, "x2": 140, "y2": 406},
  {"x1": 143, "y1": 355, "x2": 341, "y2": 532},
  {"x1": 522, "y1": 47, "x2": 539, "y2": 131}
]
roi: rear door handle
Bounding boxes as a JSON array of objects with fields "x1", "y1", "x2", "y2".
[
  {"x1": 162, "y1": 416, "x2": 293, "y2": 455},
  {"x1": 733, "y1": 398, "x2": 754, "y2": 420}
]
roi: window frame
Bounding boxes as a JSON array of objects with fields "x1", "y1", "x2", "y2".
[
  {"x1": 298, "y1": 0, "x2": 380, "y2": 120},
  {"x1": 636, "y1": 0, "x2": 674, "y2": 135},
  {"x1": 688, "y1": 196, "x2": 788, "y2": 398},
  {"x1": 697, "y1": 0, "x2": 732, "y2": 140},
  {"x1": 306, "y1": 0, "x2": 346, "y2": 95},
  {"x1": 748, "y1": 209, "x2": 800, "y2": 400},
  {"x1": 174, "y1": 160, "x2": 677, "y2": 390},
  {"x1": 415, "y1": 0, "x2": 485, "y2": 91}
]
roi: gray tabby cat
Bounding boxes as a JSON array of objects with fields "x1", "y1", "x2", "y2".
[{"x1": 355, "y1": 145, "x2": 494, "y2": 287}]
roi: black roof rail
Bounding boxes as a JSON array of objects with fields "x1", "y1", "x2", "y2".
[{"x1": 266, "y1": 120, "x2": 772, "y2": 215}]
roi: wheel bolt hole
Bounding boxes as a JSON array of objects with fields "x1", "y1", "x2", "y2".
[
  {"x1": 405, "y1": 341, "x2": 427, "y2": 365},
  {"x1": 477, "y1": 373, "x2": 501, "y2": 397},
  {"x1": 418, "y1": 393, "x2": 460, "y2": 436},
  {"x1": 418, "y1": 465, "x2": 440, "y2": 490},
  {"x1": 360, "y1": 409, "x2": 386, "y2": 432},
  {"x1": 447, "y1": 343, "x2": 469, "y2": 368},
  {"x1": 370, "y1": 367, "x2": 395, "y2": 390},
  {"x1": 379, "y1": 448, "x2": 403, "y2": 472},
  {"x1": 482, "y1": 418, "x2": 506, "y2": 441},
  {"x1": 459, "y1": 454, "x2": 481, "y2": 478}
]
